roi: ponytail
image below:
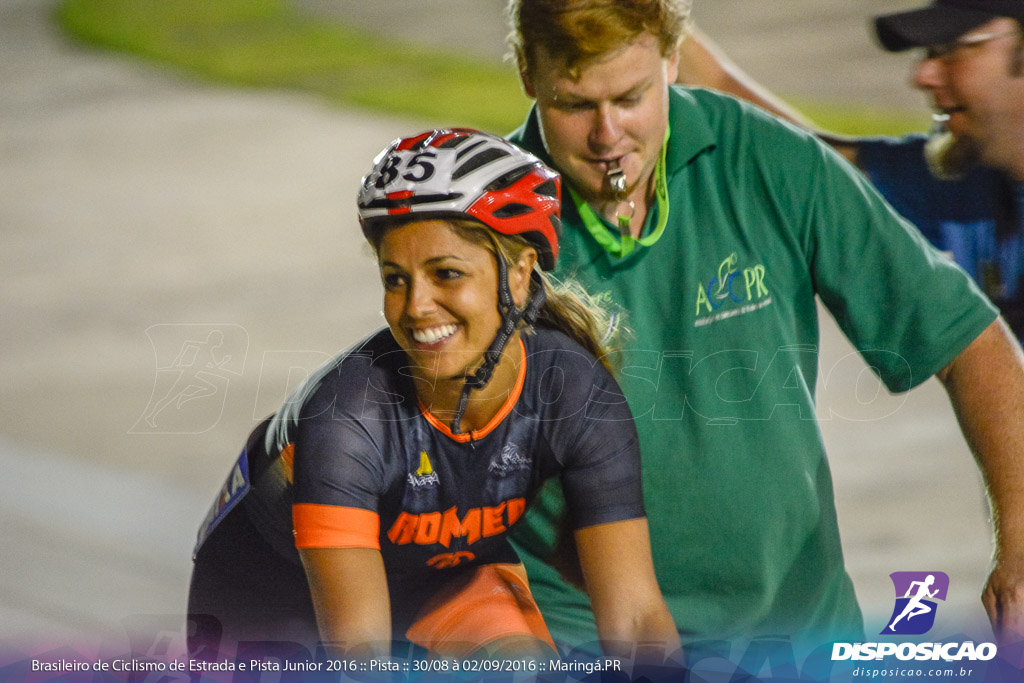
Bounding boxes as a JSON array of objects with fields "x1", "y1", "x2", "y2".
[{"x1": 531, "y1": 271, "x2": 620, "y2": 374}]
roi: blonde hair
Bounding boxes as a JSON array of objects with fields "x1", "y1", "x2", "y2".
[
  {"x1": 507, "y1": 0, "x2": 690, "y2": 77},
  {"x1": 366, "y1": 217, "x2": 619, "y2": 372}
]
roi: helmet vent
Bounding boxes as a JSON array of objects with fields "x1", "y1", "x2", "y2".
[
  {"x1": 492, "y1": 202, "x2": 533, "y2": 218},
  {"x1": 362, "y1": 193, "x2": 462, "y2": 211},
  {"x1": 452, "y1": 148, "x2": 511, "y2": 179},
  {"x1": 440, "y1": 136, "x2": 473, "y2": 150},
  {"x1": 485, "y1": 164, "x2": 532, "y2": 191},
  {"x1": 453, "y1": 139, "x2": 487, "y2": 157},
  {"x1": 533, "y1": 178, "x2": 558, "y2": 199}
]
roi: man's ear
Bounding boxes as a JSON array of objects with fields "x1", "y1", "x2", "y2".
[
  {"x1": 665, "y1": 44, "x2": 681, "y2": 84},
  {"x1": 518, "y1": 52, "x2": 537, "y2": 98},
  {"x1": 520, "y1": 67, "x2": 536, "y2": 98}
]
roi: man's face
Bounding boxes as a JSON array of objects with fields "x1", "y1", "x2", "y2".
[
  {"x1": 914, "y1": 17, "x2": 1024, "y2": 174},
  {"x1": 520, "y1": 33, "x2": 678, "y2": 206}
]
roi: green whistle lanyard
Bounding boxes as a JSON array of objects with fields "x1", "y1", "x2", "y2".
[{"x1": 568, "y1": 124, "x2": 671, "y2": 258}]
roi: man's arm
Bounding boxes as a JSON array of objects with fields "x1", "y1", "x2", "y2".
[
  {"x1": 937, "y1": 318, "x2": 1024, "y2": 643},
  {"x1": 677, "y1": 27, "x2": 862, "y2": 166}
]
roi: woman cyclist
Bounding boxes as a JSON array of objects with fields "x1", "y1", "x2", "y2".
[{"x1": 188, "y1": 129, "x2": 677, "y2": 661}]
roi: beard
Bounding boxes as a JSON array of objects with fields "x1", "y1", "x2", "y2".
[{"x1": 924, "y1": 124, "x2": 982, "y2": 181}]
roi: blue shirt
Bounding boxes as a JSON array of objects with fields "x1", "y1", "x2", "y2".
[{"x1": 859, "y1": 134, "x2": 1024, "y2": 337}]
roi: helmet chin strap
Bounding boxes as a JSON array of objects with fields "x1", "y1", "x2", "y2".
[{"x1": 449, "y1": 262, "x2": 546, "y2": 435}]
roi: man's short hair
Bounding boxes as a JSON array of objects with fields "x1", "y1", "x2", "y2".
[{"x1": 507, "y1": 0, "x2": 690, "y2": 76}]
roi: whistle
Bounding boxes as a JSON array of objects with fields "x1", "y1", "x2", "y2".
[{"x1": 607, "y1": 165, "x2": 627, "y2": 196}]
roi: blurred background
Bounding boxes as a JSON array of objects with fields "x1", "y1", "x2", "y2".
[{"x1": 1, "y1": 0, "x2": 996, "y2": 659}]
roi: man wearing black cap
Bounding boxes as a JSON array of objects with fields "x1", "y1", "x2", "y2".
[
  {"x1": 677, "y1": 0, "x2": 1024, "y2": 645},
  {"x1": 875, "y1": 0, "x2": 1024, "y2": 180},
  {"x1": 680, "y1": 1, "x2": 1024, "y2": 339}
]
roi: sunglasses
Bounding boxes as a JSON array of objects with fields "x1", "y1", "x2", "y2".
[{"x1": 924, "y1": 29, "x2": 1018, "y2": 60}]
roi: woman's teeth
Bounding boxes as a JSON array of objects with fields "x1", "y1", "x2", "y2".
[{"x1": 412, "y1": 324, "x2": 457, "y2": 344}]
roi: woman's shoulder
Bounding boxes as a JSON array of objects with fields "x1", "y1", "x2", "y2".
[
  {"x1": 522, "y1": 328, "x2": 619, "y2": 399},
  {"x1": 307, "y1": 329, "x2": 415, "y2": 412},
  {"x1": 524, "y1": 327, "x2": 604, "y2": 368},
  {"x1": 266, "y1": 328, "x2": 412, "y2": 450}
]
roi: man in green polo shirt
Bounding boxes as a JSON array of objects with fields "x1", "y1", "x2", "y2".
[{"x1": 504, "y1": 0, "x2": 1024, "y2": 658}]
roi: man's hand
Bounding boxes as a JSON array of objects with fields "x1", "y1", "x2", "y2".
[{"x1": 983, "y1": 559, "x2": 1024, "y2": 644}]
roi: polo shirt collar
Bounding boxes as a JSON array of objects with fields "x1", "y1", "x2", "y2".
[{"x1": 664, "y1": 85, "x2": 717, "y2": 174}]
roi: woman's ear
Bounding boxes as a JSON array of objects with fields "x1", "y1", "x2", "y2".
[{"x1": 510, "y1": 248, "x2": 539, "y2": 308}]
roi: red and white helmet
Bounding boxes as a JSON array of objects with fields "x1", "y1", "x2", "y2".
[{"x1": 357, "y1": 128, "x2": 560, "y2": 270}]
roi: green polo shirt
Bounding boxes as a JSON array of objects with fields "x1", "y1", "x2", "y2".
[{"x1": 508, "y1": 86, "x2": 997, "y2": 651}]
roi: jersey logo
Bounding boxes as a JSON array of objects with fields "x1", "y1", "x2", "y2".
[
  {"x1": 694, "y1": 252, "x2": 774, "y2": 327},
  {"x1": 407, "y1": 450, "x2": 440, "y2": 488},
  {"x1": 387, "y1": 499, "x2": 526, "y2": 548},
  {"x1": 416, "y1": 451, "x2": 434, "y2": 476},
  {"x1": 488, "y1": 443, "x2": 531, "y2": 477},
  {"x1": 193, "y1": 449, "x2": 250, "y2": 557},
  {"x1": 427, "y1": 551, "x2": 476, "y2": 569}
]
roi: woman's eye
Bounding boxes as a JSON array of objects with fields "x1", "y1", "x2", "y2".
[
  {"x1": 436, "y1": 268, "x2": 463, "y2": 281},
  {"x1": 382, "y1": 273, "x2": 405, "y2": 290}
]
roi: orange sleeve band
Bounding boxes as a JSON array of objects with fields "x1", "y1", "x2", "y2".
[{"x1": 293, "y1": 504, "x2": 380, "y2": 549}]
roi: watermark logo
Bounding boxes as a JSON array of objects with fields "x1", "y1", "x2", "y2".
[
  {"x1": 832, "y1": 570, "x2": 996, "y2": 665},
  {"x1": 132, "y1": 324, "x2": 248, "y2": 434},
  {"x1": 882, "y1": 571, "x2": 949, "y2": 636}
]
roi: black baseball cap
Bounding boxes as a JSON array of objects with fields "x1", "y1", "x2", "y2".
[{"x1": 874, "y1": 0, "x2": 1024, "y2": 52}]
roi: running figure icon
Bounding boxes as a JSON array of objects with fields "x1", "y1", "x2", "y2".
[
  {"x1": 142, "y1": 330, "x2": 231, "y2": 427},
  {"x1": 889, "y1": 575, "x2": 939, "y2": 631},
  {"x1": 132, "y1": 324, "x2": 247, "y2": 434},
  {"x1": 882, "y1": 571, "x2": 949, "y2": 636}
]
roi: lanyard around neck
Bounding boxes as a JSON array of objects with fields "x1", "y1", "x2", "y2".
[{"x1": 568, "y1": 124, "x2": 671, "y2": 258}]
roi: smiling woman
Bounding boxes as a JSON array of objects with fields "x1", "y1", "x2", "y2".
[
  {"x1": 187, "y1": 129, "x2": 680, "y2": 663},
  {"x1": 375, "y1": 219, "x2": 532, "y2": 429}
]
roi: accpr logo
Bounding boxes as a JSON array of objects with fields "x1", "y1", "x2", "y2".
[
  {"x1": 882, "y1": 571, "x2": 950, "y2": 636},
  {"x1": 693, "y1": 252, "x2": 773, "y2": 328}
]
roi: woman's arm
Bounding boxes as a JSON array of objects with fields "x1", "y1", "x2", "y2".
[
  {"x1": 299, "y1": 547, "x2": 392, "y2": 657},
  {"x1": 574, "y1": 518, "x2": 681, "y2": 660}
]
